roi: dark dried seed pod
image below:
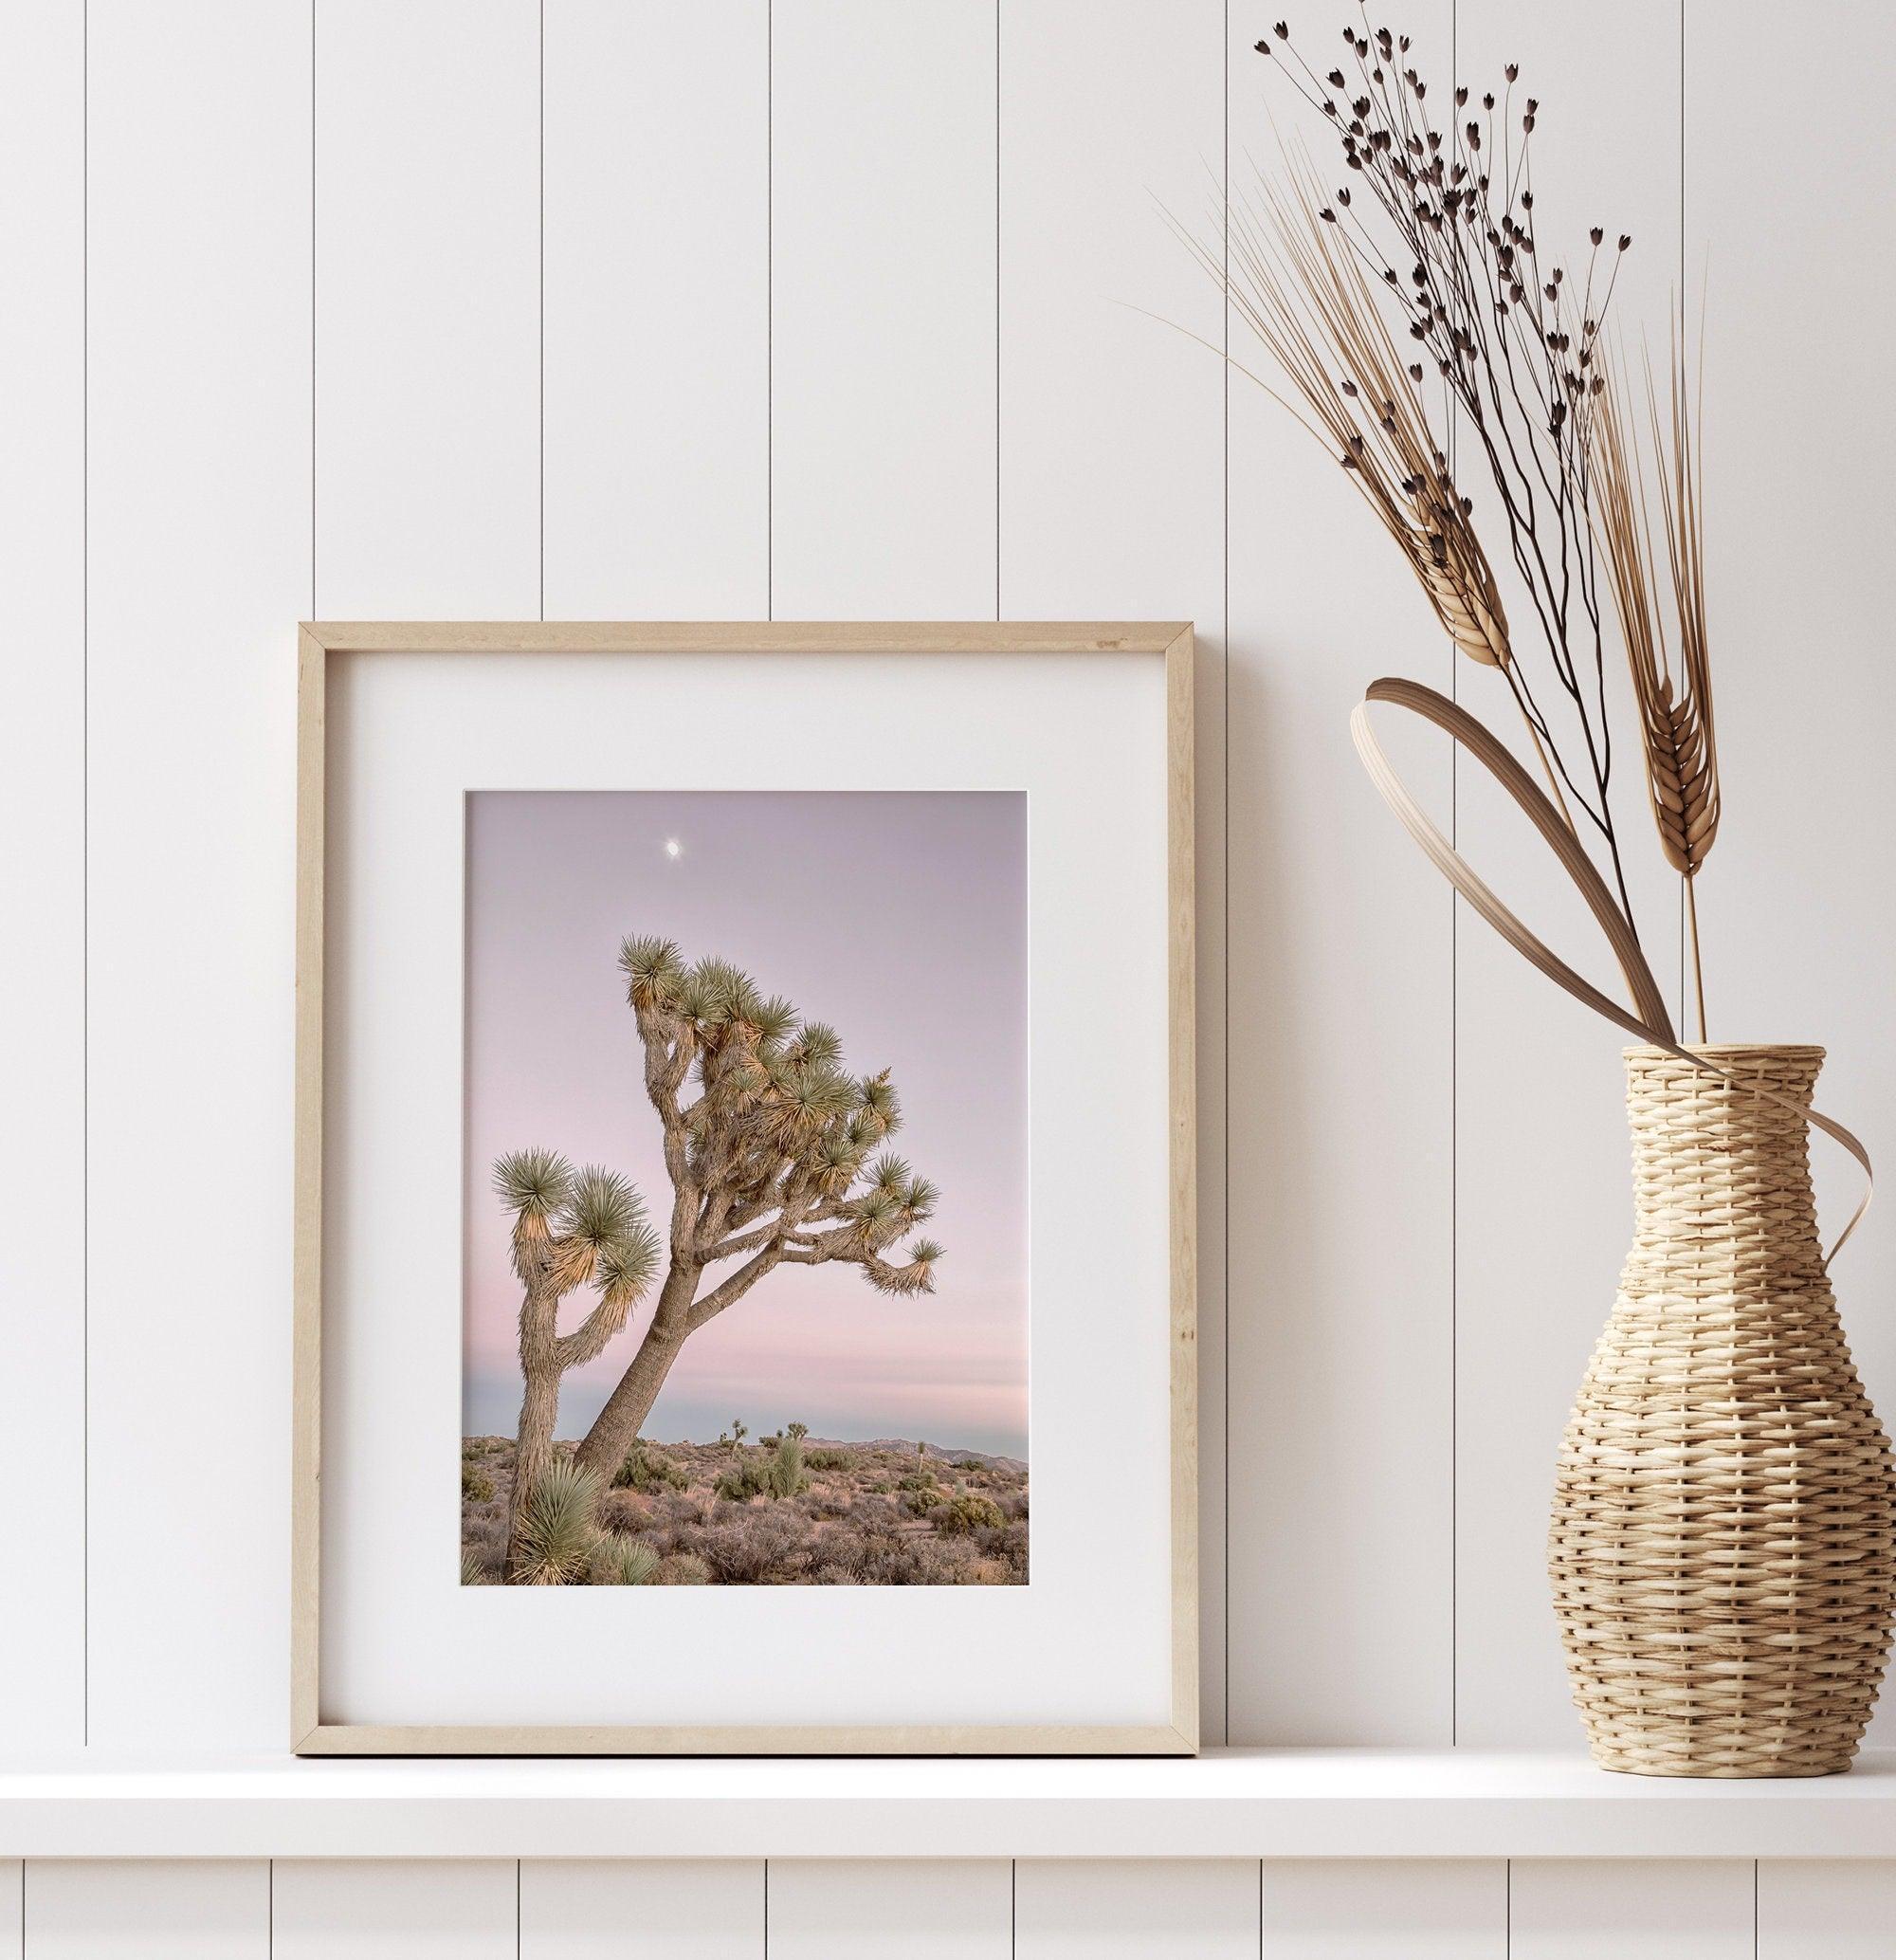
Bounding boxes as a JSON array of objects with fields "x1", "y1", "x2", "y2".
[
  {"x1": 1504, "y1": 62, "x2": 1519, "y2": 81},
  {"x1": 1273, "y1": 20, "x2": 1288, "y2": 39},
  {"x1": 1590, "y1": 226, "x2": 1604, "y2": 246},
  {"x1": 1618, "y1": 232, "x2": 1632, "y2": 250}
]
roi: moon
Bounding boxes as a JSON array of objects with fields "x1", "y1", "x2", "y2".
[{"x1": 663, "y1": 837, "x2": 684, "y2": 860}]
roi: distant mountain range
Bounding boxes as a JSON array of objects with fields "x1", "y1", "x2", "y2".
[{"x1": 835, "y1": 1438, "x2": 1029, "y2": 1475}]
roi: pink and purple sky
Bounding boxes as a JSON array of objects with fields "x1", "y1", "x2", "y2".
[{"x1": 462, "y1": 790, "x2": 1029, "y2": 1457}]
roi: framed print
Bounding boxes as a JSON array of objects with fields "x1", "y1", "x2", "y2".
[{"x1": 292, "y1": 621, "x2": 1196, "y2": 1754}]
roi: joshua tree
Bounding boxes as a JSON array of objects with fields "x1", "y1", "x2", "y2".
[
  {"x1": 492, "y1": 1148, "x2": 661, "y2": 1576},
  {"x1": 571, "y1": 939, "x2": 945, "y2": 1492}
]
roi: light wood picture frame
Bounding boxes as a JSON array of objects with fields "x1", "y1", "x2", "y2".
[{"x1": 293, "y1": 621, "x2": 1196, "y2": 1755}]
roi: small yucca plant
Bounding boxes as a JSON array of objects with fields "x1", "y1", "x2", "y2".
[
  {"x1": 592, "y1": 1534, "x2": 660, "y2": 1586},
  {"x1": 765, "y1": 1433, "x2": 808, "y2": 1501},
  {"x1": 512, "y1": 1460, "x2": 603, "y2": 1586}
]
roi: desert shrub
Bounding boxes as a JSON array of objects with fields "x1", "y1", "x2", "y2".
[
  {"x1": 463, "y1": 1508, "x2": 506, "y2": 1570},
  {"x1": 813, "y1": 1563, "x2": 861, "y2": 1586},
  {"x1": 598, "y1": 1489, "x2": 652, "y2": 1535},
  {"x1": 902, "y1": 1484, "x2": 946, "y2": 1518},
  {"x1": 954, "y1": 1457, "x2": 985, "y2": 1473},
  {"x1": 897, "y1": 1470, "x2": 939, "y2": 1493},
  {"x1": 699, "y1": 1505, "x2": 810, "y2": 1584},
  {"x1": 804, "y1": 1447, "x2": 848, "y2": 1472},
  {"x1": 826, "y1": 1519, "x2": 925, "y2": 1586},
  {"x1": 513, "y1": 1459, "x2": 603, "y2": 1585},
  {"x1": 933, "y1": 1493, "x2": 1006, "y2": 1536},
  {"x1": 866, "y1": 1477, "x2": 892, "y2": 1494},
  {"x1": 994, "y1": 1488, "x2": 1030, "y2": 1522},
  {"x1": 804, "y1": 1487, "x2": 851, "y2": 1520},
  {"x1": 765, "y1": 1435, "x2": 809, "y2": 1500},
  {"x1": 715, "y1": 1457, "x2": 770, "y2": 1503},
  {"x1": 592, "y1": 1534, "x2": 660, "y2": 1585},
  {"x1": 462, "y1": 1461, "x2": 496, "y2": 1504},
  {"x1": 654, "y1": 1552, "x2": 711, "y2": 1585},
  {"x1": 909, "y1": 1534, "x2": 984, "y2": 1584},
  {"x1": 612, "y1": 1444, "x2": 688, "y2": 1493},
  {"x1": 460, "y1": 1547, "x2": 490, "y2": 1585}
]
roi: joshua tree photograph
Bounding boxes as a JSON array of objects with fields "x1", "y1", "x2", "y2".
[{"x1": 461, "y1": 791, "x2": 1029, "y2": 1587}]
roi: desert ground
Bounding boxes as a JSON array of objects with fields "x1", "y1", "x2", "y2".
[{"x1": 462, "y1": 1433, "x2": 1029, "y2": 1585}]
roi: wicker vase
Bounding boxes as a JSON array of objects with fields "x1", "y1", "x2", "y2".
[{"x1": 1549, "y1": 1044, "x2": 1896, "y2": 1776}]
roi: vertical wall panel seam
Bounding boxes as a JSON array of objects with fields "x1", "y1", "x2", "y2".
[
  {"x1": 538, "y1": 0, "x2": 544, "y2": 624},
  {"x1": 1222, "y1": 0, "x2": 1232, "y2": 1748},
  {"x1": 1448, "y1": 0, "x2": 1459, "y2": 1751},
  {"x1": 315, "y1": 0, "x2": 320, "y2": 619},
  {"x1": 81, "y1": 0, "x2": 90, "y2": 1749},
  {"x1": 1678, "y1": 0, "x2": 1687, "y2": 1037},
  {"x1": 765, "y1": 1, "x2": 773, "y2": 622}
]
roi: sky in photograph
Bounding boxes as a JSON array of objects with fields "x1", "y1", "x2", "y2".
[{"x1": 462, "y1": 791, "x2": 1029, "y2": 1457}]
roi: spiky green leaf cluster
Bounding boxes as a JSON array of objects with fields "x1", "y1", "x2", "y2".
[
  {"x1": 595, "y1": 1222, "x2": 664, "y2": 1305},
  {"x1": 592, "y1": 1534, "x2": 660, "y2": 1585},
  {"x1": 866, "y1": 1238, "x2": 944, "y2": 1296},
  {"x1": 562, "y1": 1165, "x2": 644, "y2": 1250},
  {"x1": 512, "y1": 1459, "x2": 603, "y2": 1585},
  {"x1": 618, "y1": 934, "x2": 684, "y2": 1008},
  {"x1": 493, "y1": 1146, "x2": 574, "y2": 1221}
]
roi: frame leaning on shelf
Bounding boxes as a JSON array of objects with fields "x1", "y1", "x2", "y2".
[{"x1": 292, "y1": 619, "x2": 1198, "y2": 1756}]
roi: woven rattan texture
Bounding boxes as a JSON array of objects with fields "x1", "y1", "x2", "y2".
[{"x1": 1549, "y1": 1046, "x2": 1896, "y2": 1776}]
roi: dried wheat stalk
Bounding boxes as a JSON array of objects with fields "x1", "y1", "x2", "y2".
[
  {"x1": 1170, "y1": 157, "x2": 1601, "y2": 820},
  {"x1": 1591, "y1": 338, "x2": 1719, "y2": 1036}
]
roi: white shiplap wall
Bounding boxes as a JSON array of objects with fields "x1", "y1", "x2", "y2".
[{"x1": 2, "y1": 0, "x2": 1891, "y2": 1950}]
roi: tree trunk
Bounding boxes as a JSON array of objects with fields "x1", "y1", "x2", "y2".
[
  {"x1": 504, "y1": 1282, "x2": 560, "y2": 1579},
  {"x1": 573, "y1": 1265, "x2": 695, "y2": 1487}
]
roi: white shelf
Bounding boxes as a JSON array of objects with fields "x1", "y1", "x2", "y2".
[{"x1": 6, "y1": 1747, "x2": 1896, "y2": 1859}]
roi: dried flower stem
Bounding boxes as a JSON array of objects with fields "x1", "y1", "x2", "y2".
[{"x1": 1230, "y1": 10, "x2": 1651, "y2": 940}]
